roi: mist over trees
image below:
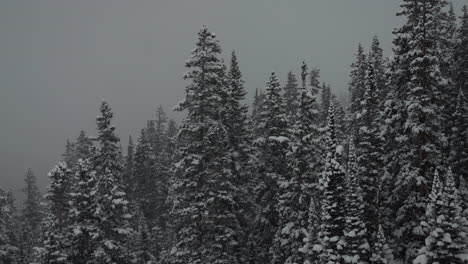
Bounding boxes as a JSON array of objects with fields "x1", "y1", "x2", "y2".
[{"x1": 2, "y1": 1, "x2": 468, "y2": 264}]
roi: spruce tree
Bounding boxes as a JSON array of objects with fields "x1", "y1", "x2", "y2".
[
  {"x1": 75, "y1": 130, "x2": 94, "y2": 163},
  {"x1": 453, "y1": 5, "x2": 468, "y2": 96},
  {"x1": 342, "y1": 141, "x2": 369, "y2": 264},
  {"x1": 320, "y1": 82, "x2": 331, "y2": 125},
  {"x1": 249, "y1": 71, "x2": 289, "y2": 264},
  {"x1": 165, "y1": 118, "x2": 178, "y2": 161},
  {"x1": 123, "y1": 135, "x2": 135, "y2": 199},
  {"x1": 369, "y1": 225, "x2": 391, "y2": 264},
  {"x1": 92, "y1": 101, "x2": 131, "y2": 264},
  {"x1": 283, "y1": 71, "x2": 300, "y2": 120},
  {"x1": 384, "y1": 0, "x2": 449, "y2": 260},
  {"x1": 63, "y1": 140, "x2": 77, "y2": 167},
  {"x1": 168, "y1": 26, "x2": 244, "y2": 264},
  {"x1": 272, "y1": 62, "x2": 321, "y2": 264},
  {"x1": 251, "y1": 88, "x2": 266, "y2": 138},
  {"x1": 42, "y1": 163, "x2": 73, "y2": 264},
  {"x1": 0, "y1": 188, "x2": 19, "y2": 264},
  {"x1": 20, "y1": 169, "x2": 43, "y2": 264},
  {"x1": 67, "y1": 159, "x2": 99, "y2": 264},
  {"x1": 356, "y1": 58, "x2": 383, "y2": 238},
  {"x1": 415, "y1": 169, "x2": 466, "y2": 264},
  {"x1": 225, "y1": 50, "x2": 252, "y2": 260},
  {"x1": 368, "y1": 36, "x2": 386, "y2": 100},
  {"x1": 348, "y1": 44, "x2": 367, "y2": 128},
  {"x1": 315, "y1": 105, "x2": 346, "y2": 264},
  {"x1": 449, "y1": 89, "x2": 468, "y2": 181}
]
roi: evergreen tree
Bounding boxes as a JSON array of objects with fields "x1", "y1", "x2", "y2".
[
  {"x1": 225, "y1": 50, "x2": 252, "y2": 260},
  {"x1": 42, "y1": 163, "x2": 72, "y2": 264},
  {"x1": 92, "y1": 101, "x2": 131, "y2": 264},
  {"x1": 369, "y1": 225, "x2": 391, "y2": 264},
  {"x1": 249, "y1": 71, "x2": 289, "y2": 264},
  {"x1": 128, "y1": 210, "x2": 156, "y2": 264},
  {"x1": 75, "y1": 130, "x2": 94, "y2": 163},
  {"x1": 368, "y1": 36, "x2": 386, "y2": 100},
  {"x1": 349, "y1": 44, "x2": 367, "y2": 126},
  {"x1": 63, "y1": 140, "x2": 76, "y2": 167},
  {"x1": 168, "y1": 26, "x2": 244, "y2": 264},
  {"x1": 20, "y1": 169, "x2": 43, "y2": 264},
  {"x1": 123, "y1": 135, "x2": 135, "y2": 199},
  {"x1": 315, "y1": 105, "x2": 347, "y2": 264},
  {"x1": 272, "y1": 62, "x2": 321, "y2": 264},
  {"x1": 0, "y1": 188, "x2": 19, "y2": 264},
  {"x1": 67, "y1": 159, "x2": 99, "y2": 264},
  {"x1": 320, "y1": 82, "x2": 332, "y2": 124},
  {"x1": 384, "y1": 0, "x2": 449, "y2": 260},
  {"x1": 415, "y1": 169, "x2": 466, "y2": 264},
  {"x1": 251, "y1": 88, "x2": 266, "y2": 138},
  {"x1": 133, "y1": 128, "x2": 164, "y2": 227},
  {"x1": 449, "y1": 89, "x2": 468, "y2": 181},
  {"x1": 356, "y1": 58, "x2": 383, "y2": 238},
  {"x1": 166, "y1": 119, "x2": 178, "y2": 161},
  {"x1": 453, "y1": 6, "x2": 468, "y2": 99},
  {"x1": 309, "y1": 67, "x2": 321, "y2": 97},
  {"x1": 283, "y1": 71, "x2": 300, "y2": 119},
  {"x1": 342, "y1": 141, "x2": 369, "y2": 264}
]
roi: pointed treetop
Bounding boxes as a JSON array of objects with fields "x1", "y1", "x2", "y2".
[
  {"x1": 326, "y1": 103, "x2": 338, "y2": 151},
  {"x1": 445, "y1": 167, "x2": 456, "y2": 191},
  {"x1": 301, "y1": 61, "x2": 308, "y2": 89},
  {"x1": 266, "y1": 71, "x2": 281, "y2": 96},
  {"x1": 429, "y1": 169, "x2": 443, "y2": 204}
]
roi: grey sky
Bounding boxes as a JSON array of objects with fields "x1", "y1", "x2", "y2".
[{"x1": 1, "y1": 0, "x2": 465, "y2": 194}]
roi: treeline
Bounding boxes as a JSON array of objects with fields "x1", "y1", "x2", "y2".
[{"x1": 1, "y1": 1, "x2": 468, "y2": 264}]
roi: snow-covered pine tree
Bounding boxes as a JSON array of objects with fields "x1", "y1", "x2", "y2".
[
  {"x1": 342, "y1": 140, "x2": 369, "y2": 264},
  {"x1": 440, "y1": 169, "x2": 466, "y2": 262},
  {"x1": 42, "y1": 163, "x2": 73, "y2": 264},
  {"x1": 251, "y1": 88, "x2": 266, "y2": 138},
  {"x1": 92, "y1": 101, "x2": 131, "y2": 264},
  {"x1": 415, "y1": 169, "x2": 467, "y2": 264},
  {"x1": 356, "y1": 58, "x2": 383, "y2": 239},
  {"x1": 0, "y1": 188, "x2": 19, "y2": 264},
  {"x1": 249, "y1": 71, "x2": 289, "y2": 264},
  {"x1": 132, "y1": 129, "x2": 156, "y2": 220},
  {"x1": 166, "y1": 118, "x2": 178, "y2": 159},
  {"x1": 368, "y1": 36, "x2": 387, "y2": 101},
  {"x1": 283, "y1": 71, "x2": 300, "y2": 120},
  {"x1": 123, "y1": 135, "x2": 135, "y2": 200},
  {"x1": 453, "y1": 5, "x2": 468, "y2": 99},
  {"x1": 449, "y1": 89, "x2": 468, "y2": 181},
  {"x1": 348, "y1": 44, "x2": 367, "y2": 131},
  {"x1": 225, "y1": 50, "x2": 250, "y2": 165},
  {"x1": 63, "y1": 140, "x2": 77, "y2": 167},
  {"x1": 309, "y1": 66, "x2": 321, "y2": 98},
  {"x1": 385, "y1": 0, "x2": 449, "y2": 260},
  {"x1": 67, "y1": 159, "x2": 99, "y2": 264},
  {"x1": 224, "y1": 50, "x2": 253, "y2": 260},
  {"x1": 331, "y1": 95, "x2": 347, "y2": 144},
  {"x1": 75, "y1": 130, "x2": 94, "y2": 164},
  {"x1": 273, "y1": 62, "x2": 321, "y2": 264},
  {"x1": 132, "y1": 125, "x2": 168, "y2": 261},
  {"x1": 319, "y1": 82, "x2": 331, "y2": 125},
  {"x1": 369, "y1": 225, "x2": 391, "y2": 264},
  {"x1": 168, "y1": 26, "x2": 244, "y2": 264},
  {"x1": 128, "y1": 209, "x2": 156, "y2": 264},
  {"x1": 19, "y1": 169, "x2": 43, "y2": 264},
  {"x1": 315, "y1": 105, "x2": 347, "y2": 264}
]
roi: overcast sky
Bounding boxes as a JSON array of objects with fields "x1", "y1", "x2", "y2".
[{"x1": 1, "y1": 0, "x2": 466, "y2": 195}]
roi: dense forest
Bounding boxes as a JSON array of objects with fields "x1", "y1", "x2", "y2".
[{"x1": 1, "y1": 1, "x2": 468, "y2": 264}]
